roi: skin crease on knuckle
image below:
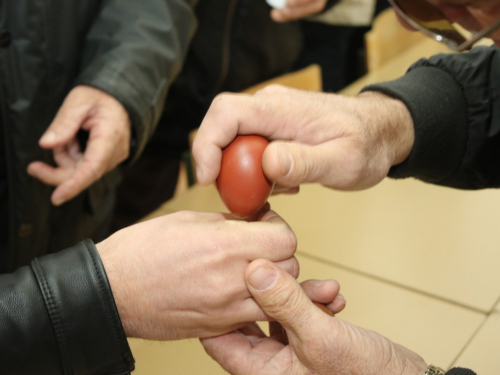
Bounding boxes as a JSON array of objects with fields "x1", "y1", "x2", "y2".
[
  {"x1": 339, "y1": 144, "x2": 373, "y2": 189},
  {"x1": 209, "y1": 93, "x2": 236, "y2": 126},
  {"x1": 275, "y1": 257, "x2": 300, "y2": 279},
  {"x1": 254, "y1": 86, "x2": 295, "y2": 122},
  {"x1": 276, "y1": 222, "x2": 298, "y2": 257},
  {"x1": 255, "y1": 222, "x2": 297, "y2": 259}
]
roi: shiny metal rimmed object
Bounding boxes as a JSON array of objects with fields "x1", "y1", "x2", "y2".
[
  {"x1": 389, "y1": 0, "x2": 500, "y2": 51},
  {"x1": 423, "y1": 364, "x2": 446, "y2": 375}
]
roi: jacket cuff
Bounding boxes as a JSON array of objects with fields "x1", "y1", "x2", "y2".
[
  {"x1": 361, "y1": 66, "x2": 469, "y2": 184},
  {"x1": 445, "y1": 368, "x2": 477, "y2": 375},
  {"x1": 31, "y1": 240, "x2": 134, "y2": 374}
]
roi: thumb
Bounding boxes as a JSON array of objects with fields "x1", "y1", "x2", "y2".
[
  {"x1": 262, "y1": 141, "x2": 337, "y2": 188},
  {"x1": 263, "y1": 139, "x2": 367, "y2": 190},
  {"x1": 40, "y1": 88, "x2": 93, "y2": 148},
  {"x1": 245, "y1": 259, "x2": 326, "y2": 345}
]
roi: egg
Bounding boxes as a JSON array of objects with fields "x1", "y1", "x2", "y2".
[{"x1": 216, "y1": 135, "x2": 274, "y2": 218}]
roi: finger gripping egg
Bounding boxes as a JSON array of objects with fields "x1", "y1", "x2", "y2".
[{"x1": 217, "y1": 135, "x2": 274, "y2": 218}]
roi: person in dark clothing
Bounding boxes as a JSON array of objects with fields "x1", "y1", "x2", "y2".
[
  {"x1": 112, "y1": 0, "x2": 343, "y2": 231},
  {"x1": 192, "y1": 1, "x2": 500, "y2": 374},
  {"x1": 0, "y1": 0, "x2": 212, "y2": 372},
  {"x1": 0, "y1": 0, "x2": 196, "y2": 271},
  {"x1": 294, "y1": 0, "x2": 390, "y2": 92}
]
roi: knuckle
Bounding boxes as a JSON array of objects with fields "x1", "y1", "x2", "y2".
[
  {"x1": 256, "y1": 84, "x2": 286, "y2": 97},
  {"x1": 275, "y1": 224, "x2": 297, "y2": 256},
  {"x1": 171, "y1": 210, "x2": 204, "y2": 224},
  {"x1": 342, "y1": 148, "x2": 370, "y2": 187},
  {"x1": 288, "y1": 257, "x2": 300, "y2": 279},
  {"x1": 86, "y1": 163, "x2": 105, "y2": 182},
  {"x1": 209, "y1": 93, "x2": 233, "y2": 117},
  {"x1": 286, "y1": 229, "x2": 298, "y2": 251}
]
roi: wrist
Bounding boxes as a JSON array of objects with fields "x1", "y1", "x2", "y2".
[
  {"x1": 390, "y1": 341, "x2": 428, "y2": 375},
  {"x1": 96, "y1": 239, "x2": 137, "y2": 338},
  {"x1": 357, "y1": 91, "x2": 415, "y2": 167},
  {"x1": 408, "y1": 362, "x2": 431, "y2": 375}
]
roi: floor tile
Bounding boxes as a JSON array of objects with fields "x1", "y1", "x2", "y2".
[
  {"x1": 269, "y1": 180, "x2": 500, "y2": 312},
  {"x1": 296, "y1": 255, "x2": 485, "y2": 368},
  {"x1": 452, "y1": 311, "x2": 500, "y2": 373}
]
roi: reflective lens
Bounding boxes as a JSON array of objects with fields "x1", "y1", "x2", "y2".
[{"x1": 389, "y1": 0, "x2": 500, "y2": 51}]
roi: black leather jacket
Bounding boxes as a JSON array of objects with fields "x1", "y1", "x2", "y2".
[{"x1": 0, "y1": 240, "x2": 134, "y2": 374}]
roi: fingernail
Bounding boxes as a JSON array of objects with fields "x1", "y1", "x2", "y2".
[
  {"x1": 278, "y1": 148, "x2": 292, "y2": 176},
  {"x1": 313, "y1": 280, "x2": 325, "y2": 287},
  {"x1": 40, "y1": 131, "x2": 56, "y2": 144},
  {"x1": 248, "y1": 265, "x2": 277, "y2": 291}
]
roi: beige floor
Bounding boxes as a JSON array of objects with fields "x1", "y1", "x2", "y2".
[{"x1": 129, "y1": 38, "x2": 500, "y2": 373}]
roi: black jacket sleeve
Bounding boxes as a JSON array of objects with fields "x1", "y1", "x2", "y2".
[
  {"x1": 362, "y1": 45, "x2": 500, "y2": 189},
  {"x1": 74, "y1": 0, "x2": 198, "y2": 162},
  {"x1": 0, "y1": 240, "x2": 133, "y2": 374},
  {"x1": 446, "y1": 368, "x2": 477, "y2": 374}
]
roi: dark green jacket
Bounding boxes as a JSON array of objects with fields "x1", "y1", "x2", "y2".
[
  {"x1": 0, "y1": 0, "x2": 196, "y2": 271},
  {"x1": 0, "y1": 0, "x2": 196, "y2": 373}
]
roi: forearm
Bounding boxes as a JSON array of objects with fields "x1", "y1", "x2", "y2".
[
  {"x1": 362, "y1": 66, "x2": 468, "y2": 186},
  {"x1": 0, "y1": 241, "x2": 133, "y2": 374},
  {"x1": 363, "y1": 46, "x2": 500, "y2": 189}
]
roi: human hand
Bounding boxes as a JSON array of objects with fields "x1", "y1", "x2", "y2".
[
  {"x1": 202, "y1": 259, "x2": 428, "y2": 375},
  {"x1": 269, "y1": 0, "x2": 328, "y2": 23},
  {"x1": 27, "y1": 85, "x2": 131, "y2": 206},
  {"x1": 96, "y1": 210, "x2": 299, "y2": 341},
  {"x1": 193, "y1": 85, "x2": 414, "y2": 194}
]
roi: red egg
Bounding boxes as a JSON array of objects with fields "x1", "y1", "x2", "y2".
[{"x1": 216, "y1": 135, "x2": 274, "y2": 218}]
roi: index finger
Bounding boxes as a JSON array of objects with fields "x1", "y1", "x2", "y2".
[
  {"x1": 51, "y1": 135, "x2": 110, "y2": 205},
  {"x1": 193, "y1": 87, "x2": 302, "y2": 186},
  {"x1": 229, "y1": 210, "x2": 297, "y2": 261},
  {"x1": 192, "y1": 93, "x2": 270, "y2": 186}
]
